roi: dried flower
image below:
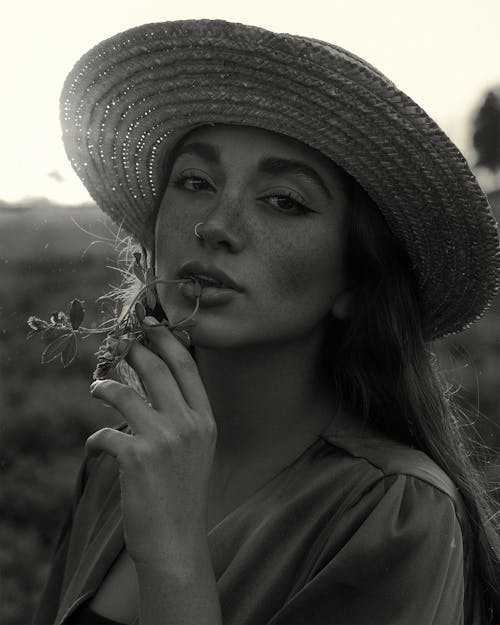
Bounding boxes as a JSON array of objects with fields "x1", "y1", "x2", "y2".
[
  {"x1": 27, "y1": 254, "x2": 201, "y2": 379},
  {"x1": 93, "y1": 332, "x2": 137, "y2": 380}
]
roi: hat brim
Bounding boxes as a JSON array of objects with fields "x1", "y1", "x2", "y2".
[{"x1": 60, "y1": 19, "x2": 500, "y2": 339}]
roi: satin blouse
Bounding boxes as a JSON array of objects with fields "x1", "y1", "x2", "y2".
[{"x1": 33, "y1": 412, "x2": 472, "y2": 625}]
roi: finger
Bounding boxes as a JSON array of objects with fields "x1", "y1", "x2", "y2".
[
  {"x1": 90, "y1": 379, "x2": 156, "y2": 435},
  {"x1": 125, "y1": 340, "x2": 186, "y2": 414},
  {"x1": 142, "y1": 317, "x2": 210, "y2": 413},
  {"x1": 86, "y1": 427, "x2": 133, "y2": 459}
]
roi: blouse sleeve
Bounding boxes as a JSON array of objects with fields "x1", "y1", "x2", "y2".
[
  {"x1": 31, "y1": 421, "x2": 129, "y2": 624},
  {"x1": 270, "y1": 474, "x2": 465, "y2": 625},
  {"x1": 31, "y1": 453, "x2": 91, "y2": 625}
]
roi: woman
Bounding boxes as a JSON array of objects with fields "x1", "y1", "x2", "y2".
[{"x1": 33, "y1": 19, "x2": 500, "y2": 625}]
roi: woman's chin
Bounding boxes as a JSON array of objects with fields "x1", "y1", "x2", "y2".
[
  {"x1": 185, "y1": 323, "x2": 250, "y2": 350},
  {"x1": 159, "y1": 302, "x2": 235, "y2": 347}
]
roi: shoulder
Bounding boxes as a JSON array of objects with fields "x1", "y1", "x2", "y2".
[
  {"x1": 314, "y1": 413, "x2": 467, "y2": 571},
  {"x1": 320, "y1": 412, "x2": 460, "y2": 506},
  {"x1": 286, "y1": 416, "x2": 468, "y2": 625}
]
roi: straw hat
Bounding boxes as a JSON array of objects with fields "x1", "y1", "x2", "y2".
[{"x1": 60, "y1": 19, "x2": 500, "y2": 339}]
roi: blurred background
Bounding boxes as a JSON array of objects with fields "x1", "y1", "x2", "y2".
[{"x1": 1, "y1": 0, "x2": 500, "y2": 622}]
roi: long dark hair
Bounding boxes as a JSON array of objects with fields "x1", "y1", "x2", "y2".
[
  {"x1": 110, "y1": 145, "x2": 500, "y2": 621},
  {"x1": 327, "y1": 177, "x2": 500, "y2": 623}
]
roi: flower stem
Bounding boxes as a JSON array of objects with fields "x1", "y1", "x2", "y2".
[{"x1": 168, "y1": 295, "x2": 201, "y2": 330}]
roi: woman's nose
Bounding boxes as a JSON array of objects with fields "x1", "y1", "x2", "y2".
[{"x1": 196, "y1": 192, "x2": 245, "y2": 253}]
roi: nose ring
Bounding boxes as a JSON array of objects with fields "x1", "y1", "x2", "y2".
[{"x1": 194, "y1": 222, "x2": 204, "y2": 240}]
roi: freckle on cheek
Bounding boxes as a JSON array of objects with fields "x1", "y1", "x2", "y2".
[
  {"x1": 271, "y1": 241, "x2": 313, "y2": 295},
  {"x1": 288, "y1": 264, "x2": 308, "y2": 293}
]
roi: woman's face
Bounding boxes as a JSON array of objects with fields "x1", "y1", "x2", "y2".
[{"x1": 155, "y1": 124, "x2": 351, "y2": 348}]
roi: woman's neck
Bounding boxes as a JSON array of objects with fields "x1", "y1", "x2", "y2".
[{"x1": 193, "y1": 324, "x2": 336, "y2": 467}]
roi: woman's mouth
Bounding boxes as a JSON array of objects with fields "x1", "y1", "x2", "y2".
[
  {"x1": 189, "y1": 274, "x2": 226, "y2": 288},
  {"x1": 175, "y1": 261, "x2": 243, "y2": 307},
  {"x1": 178, "y1": 277, "x2": 240, "y2": 307},
  {"x1": 177, "y1": 261, "x2": 242, "y2": 294}
]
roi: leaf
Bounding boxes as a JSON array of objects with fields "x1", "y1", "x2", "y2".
[
  {"x1": 41, "y1": 334, "x2": 74, "y2": 364},
  {"x1": 133, "y1": 263, "x2": 145, "y2": 283},
  {"x1": 145, "y1": 268, "x2": 156, "y2": 285},
  {"x1": 49, "y1": 311, "x2": 70, "y2": 326},
  {"x1": 61, "y1": 333, "x2": 77, "y2": 367},
  {"x1": 27, "y1": 316, "x2": 49, "y2": 332},
  {"x1": 41, "y1": 326, "x2": 67, "y2": 346},
  {"x1": 60, "y1": 312, "x2": 70, "y2": 325},
  {"x1": 146, "y1": 287, "x2": 157, "y2": 310},
  {"x1": 69, "y1": 299, "x2": 85, "y2": 330},
  {"x1": 100, "y1": 300, "x2": 117, "y2": 318},
  {"x1": 135, "y1": 301, "x2": 146, "y2": 323}
]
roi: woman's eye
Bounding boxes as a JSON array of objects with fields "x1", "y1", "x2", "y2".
[
  {"x1": 263, "y1": 193, "x2": 311, "y2": 214},
  {"x1": 171, "y1": 173, "x2": 214, "y2": 192}
]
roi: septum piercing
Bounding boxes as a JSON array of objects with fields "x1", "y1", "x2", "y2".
[{"x1": 194, "y1": 222, "x2": 204, "y2": 239}]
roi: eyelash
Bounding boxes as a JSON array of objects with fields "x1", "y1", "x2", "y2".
[
  {"x1": 170, "y1": 172, "x2": 312, "y2": 215},
  {"x1": 260, "y1": 191, "x2": 311, "y2": 214},
  {"x1": 171, "y1": 171, "x2": 213, "y2": 192}
]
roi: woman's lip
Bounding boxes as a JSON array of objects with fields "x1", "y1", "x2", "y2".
[
  {"x1": 178, "y1": 281, "x2": 240, "y2": 306},
  {"x1": 177, "y1": 261, "x2": 242, "y2": 291}
]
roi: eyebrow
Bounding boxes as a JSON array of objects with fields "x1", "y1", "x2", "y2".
[
  {"x1": 257, "y1": 157, "x2": 331, "y2": 198},
  {"x1": 173, "y1": 141, "x2": 331, "y2": 198},
  {"x1": 173, "y1": 142, "x2": 220, "y2": 163}
]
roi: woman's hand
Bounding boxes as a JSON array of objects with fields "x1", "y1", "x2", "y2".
[{"x1": 86, "y1": 317, "x2": 217, "y2": 566}]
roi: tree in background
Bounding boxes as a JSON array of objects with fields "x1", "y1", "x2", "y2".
[{"x1": 473, "y1": 88, "x2": 500, "y2": 173}]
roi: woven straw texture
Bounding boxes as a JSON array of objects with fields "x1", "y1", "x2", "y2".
[{"x1": 60, "y1": 19, "x2": 500, "y2": 339}]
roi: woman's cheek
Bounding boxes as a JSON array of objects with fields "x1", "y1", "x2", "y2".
[
  {"x1": 270, "y1": 243, "x2": 345, "y2": 330},
  {"x1": 274, "y1": 235, "x2": 337, "y2": 294},
  {"x1": 155, "y1": 214, "x2": 191, "y2": 272}
]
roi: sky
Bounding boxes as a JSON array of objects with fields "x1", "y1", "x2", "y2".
[{"x1": 2, "y1": 0, "x2": 500, "y2": 205}]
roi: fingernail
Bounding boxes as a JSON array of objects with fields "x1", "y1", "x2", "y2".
[
  {"x1": 172, "y1": 329, "x2": 191, "y2": 348},
  {"x1": 90, "y1": 380, "x2": 102, "y2": 393},
  {"x1": 143, "y1": 316, "x2": 159, "y2": 327}
]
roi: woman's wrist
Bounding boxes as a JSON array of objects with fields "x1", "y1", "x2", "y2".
[
  {"x1": 129, "y1": 512, "x2": 209, "y2": 565},
  {"x1": 132, "y1": 522, "x2": 208, "y2": 571},
  {"x1": 134, "y1": 534, "x2": 222, "y2": 625}
]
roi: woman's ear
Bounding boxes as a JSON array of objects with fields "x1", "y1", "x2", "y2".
[{"x1": 331, "y1": 289, "x2": 355, "y2": 320}]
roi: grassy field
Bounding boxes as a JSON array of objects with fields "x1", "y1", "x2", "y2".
[
  {"x1": 0, "y1": 202, "x2": 121, "y2": 624},
  {"x1": 1, "y1": 197, "x2": 500, "y2": 624}
]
